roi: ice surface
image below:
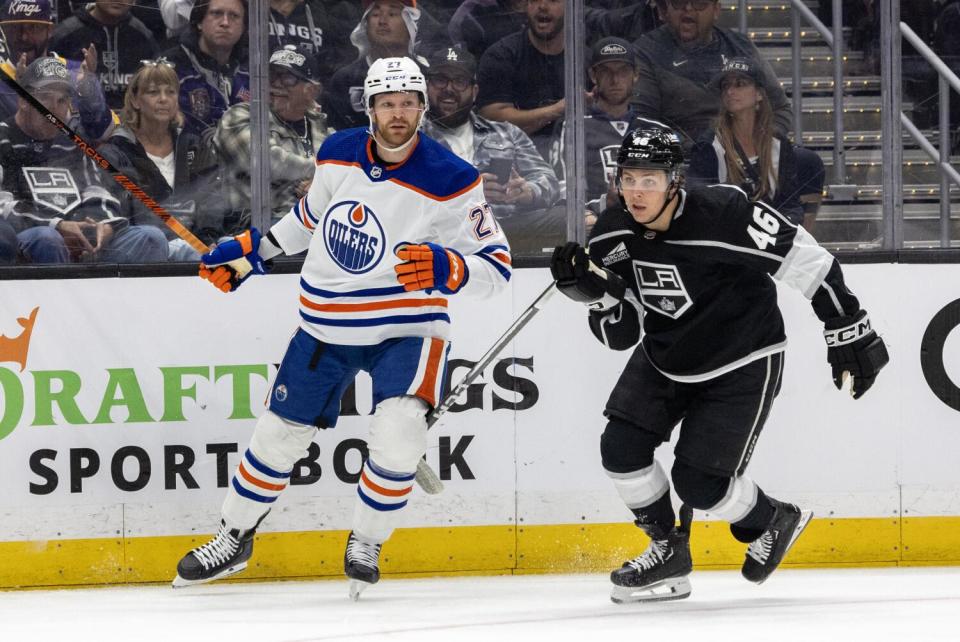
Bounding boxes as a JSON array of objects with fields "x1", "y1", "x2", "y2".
[{"x1": 2, "y1": 567, "x2": 958, "y2": 641}]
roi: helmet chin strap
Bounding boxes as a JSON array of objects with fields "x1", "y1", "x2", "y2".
[{"x1": 367, "y1": 108, "x2": 426, "y2": 155}]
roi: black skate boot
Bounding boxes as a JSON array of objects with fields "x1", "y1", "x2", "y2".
[
  {"x1": 741, "y1": 499, "x2": 813, "y2": 584},
  {"x1": 610, "y1": 504, "x2": 693, "y2": 604},
  {"x1": 172, "y1": 519, "x2": 259, "y2": 588},
  {"x1": 344, "y1": 531, "x2": 383, "y2": 601}
]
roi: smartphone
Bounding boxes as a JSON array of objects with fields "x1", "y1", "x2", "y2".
[{"x1": 487, "y1": 158, "x2": 513, "y2": 184}]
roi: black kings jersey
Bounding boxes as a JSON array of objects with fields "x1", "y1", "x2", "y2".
[{"x1": 587, "y1": 184, "x2": 861, "y2": 381}]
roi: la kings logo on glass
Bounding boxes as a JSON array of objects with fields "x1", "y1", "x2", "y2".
[{"x1": 632, "y1": 260, "x2": 692, "y2": 319}]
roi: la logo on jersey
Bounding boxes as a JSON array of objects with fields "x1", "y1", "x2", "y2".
[
  {"x1": 632, "y1": 260, "x2": 692, "y2": 319},
  {"x1": 323, "y1": 200, "x2": 386, "y2": 274}
]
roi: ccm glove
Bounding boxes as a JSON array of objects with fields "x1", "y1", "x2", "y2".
[
  {"x1": 824, "y1": 309, "x2": 889, "y2": 399},
  {"x1": 395, "y1": 243, "x2": 468, "y2": 294},
  {"x1": 550, "y1": 242, "x2": 626, "y2": 311},
  {"x1": 199, "y1": 228, "x2": 269, "y2": 293}
]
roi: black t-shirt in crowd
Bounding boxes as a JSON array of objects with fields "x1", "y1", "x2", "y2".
[{"x1": 476, "y1": 29, "x2": 564, "y2": 143}]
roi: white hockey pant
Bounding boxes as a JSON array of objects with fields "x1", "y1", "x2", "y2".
[
  {"x1": 221, "y1": 410, "x2": 317, "y2": 530},
  {"x1": 352, "y1": 395, "x2": 428, "y2": 544}
]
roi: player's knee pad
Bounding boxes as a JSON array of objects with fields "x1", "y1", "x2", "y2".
[
  {"x1": 606, "y1": 459, "x2": 670, "y2": 511},
  {"x1": 671, "y1": 460, "x2": 731, "y2": 511},
  {"x1": 600, "y1": 416, "x2": 660, "y2": 474},
  {"x1": 248, "y1": 410, "x2": 317, "y2": 472},
  {"x1": 673, "y1": 460, "x2": 759, "y2": 522},
  {"x1": 366, "y1": 395, "x2": 428, "y2": 473}
]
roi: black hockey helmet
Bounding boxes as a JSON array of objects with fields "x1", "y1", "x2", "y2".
[
  {"x1": 617, "y1": 119, "x2": 685, "y2": 172},
  {"x1": 615, "y1": 119, "x2": 684, "y2": 224}
]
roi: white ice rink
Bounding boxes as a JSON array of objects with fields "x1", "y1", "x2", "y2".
[{"x1": 2, "y1": 567, "x2": 959, "y2": 642}]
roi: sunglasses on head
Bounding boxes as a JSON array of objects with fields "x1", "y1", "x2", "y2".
[{"x1": 140, "y1": 57, "x2": 175, "y2": 69}]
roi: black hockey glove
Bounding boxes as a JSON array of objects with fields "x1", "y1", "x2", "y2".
[
  {"x1": 824, "y1": 309, "x2": 889, "y2": 399},
  {"x1": 550, "y1": 242, "x2": 626, "y2": 312}
]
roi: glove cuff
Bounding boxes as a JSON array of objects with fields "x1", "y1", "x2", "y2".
[{"x1": 824, "y1": 311, "x2": 872, "y2": 347}]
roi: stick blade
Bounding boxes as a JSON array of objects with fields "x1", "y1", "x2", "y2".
[{"x1": 415, "y1": 460, "x2": 444, "y2": 494}]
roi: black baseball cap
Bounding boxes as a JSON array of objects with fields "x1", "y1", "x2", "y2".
[
  {"x1": 709, "y1": 57, "x2": 765, "y2": 91},
  {"x1": 20, "y1": 56, "x2": 73, "y2": 93},
  {"x1": 269, "y1": 44, "x2": 321, "y2": 84},
  {"x1": 590, "y1": 37, "x2": 636, "y2": 68},
  {"x1": 424, "y1": 45, "x2": 477, "y2": 78}
]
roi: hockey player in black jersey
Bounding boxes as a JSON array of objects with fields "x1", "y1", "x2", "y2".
[{"x1": 550, "y1": 121, "x2": 888, "y2": 604}]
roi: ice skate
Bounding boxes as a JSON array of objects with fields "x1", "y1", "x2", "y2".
[
  {"x1": 172, "y1": 520, "x2": 257, "y2": 588},
  {"x1": 741, "y1": 500, "x2": 813, "y2": 584},
  {"x1": 610, "y1": 505, "x2": 693, "y2": 604},
  {"x1": 344, "y1": 531, "x2": 382, "y2": 601}
]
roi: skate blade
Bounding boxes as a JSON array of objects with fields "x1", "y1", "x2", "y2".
[
  {"x1": 610, "y1": 576, "x2": 692, "y2": 604},
  {"x1": 348, "y1": 579, "x2": 372, "y2": 601},
  {"x1": 171, "y1": 561, "x2": 248, "y2": 588}
]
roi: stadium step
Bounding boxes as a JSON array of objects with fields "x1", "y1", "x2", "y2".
[
  {"x1": 795, "y1": 96, "x2": 913, "y2": 132},
  {"x1": 764, "y1": 48, "x2": 868, "y2": 77},
  {"x1": 819, "y1": 149, "x2": 960, "y2": 185},
  {"x1": 781, "y1": 75, "x2": 881, "y2": 95},
  {"x1": 815, "y1": 202, "x2": 960, "y2": 247}
]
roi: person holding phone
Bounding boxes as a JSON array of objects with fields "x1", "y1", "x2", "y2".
[{"x1": 420, "y1": 45, "x2": 561, "y2": 253}]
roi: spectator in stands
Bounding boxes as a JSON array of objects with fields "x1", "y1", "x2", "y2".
[
  {"x1": 0, "y1": 57, "x2": 168, "y2": 263},
  {"x1": 553, "y1": 37, "x2": 641, "y2": 232},
  {"x1": 51, "y1": 0, "x2": 160, "y2": 109},
  {"x1": 0, "y1": 0, "x2": 115, "y2": 140},
  {"x1": 449, "y1": 0, "x2": 528, "y2": 61},
  {"x1": 687, "y1": 58, "x2": 805, "y2": 226},
  {"x1": 421, "y1": 44, "x2": 561, "y2": 252},
  {"x1": 270, "y1": 0, "x2": 354, "y2": 85},
  {"x1": 98, "y1": 60, "x2": 221, "y2": 260},
  {"x1": 162, "y1": 0, "x2": 249, "y2": 137},
  {"x1": 324, "y1": 0, "x2": 424, "y2": 131},
  {"x1": 630, "y1": 0, "x2": 824, "y2": 224},
  {"x1": 214, "y1": 44, "x2": 333, "y2": 230},
  {"x1": 477, "y1": 0, "x2": 565, "y2": 159},
  {"x1": 583, "y1": 0, "x2": 659, "y2": 45}
]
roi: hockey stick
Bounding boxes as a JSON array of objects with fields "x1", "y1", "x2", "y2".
[
  {"x1": 415, "y1": 281, "x2": 558, "y2": 494},
  {"x1": 0, "y1": 55, "x2": 250, "y2": 276}
]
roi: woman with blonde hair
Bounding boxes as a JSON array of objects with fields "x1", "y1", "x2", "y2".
[
  {"x1": 100, "y1": 58, "x2": 220, "y2": 260},
  {"x1": 688, "y1": 57, "x2": 806, "y2": 227}
]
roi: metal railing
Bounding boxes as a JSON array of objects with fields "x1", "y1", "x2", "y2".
[
  {"x1": 734, "y1": 0, "x2": 848, "y2": 183},
  {"x1": 900, "y1": 22, "x2": 960, "y2": 248}
]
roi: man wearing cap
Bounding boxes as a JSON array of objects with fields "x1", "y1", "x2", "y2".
[
  {"x1": 0, "y1": 0, "x2": 114, "y2": 140},
  {"x1": 421, "y1": 44, "x2": 560, "y2": 254},
  {"x1": 553, "y1": 37, "x2": 642, "y2": 230},
  {"x1": 214, "y1": 43, "x2": 333, "y2": 229},
  {"x1": 0, "y1": 56, "x2": 168, "y2": 263},
  {"x1": 160, "y1": 0, "x2": 249, "y2": 138},
  {"x1": 325, "y1": 0, "x2": 428, "y2": 131}
]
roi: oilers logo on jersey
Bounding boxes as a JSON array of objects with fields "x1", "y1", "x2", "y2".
[
  {"x1": 633, "y1": 261, "x2": 692, "y2": 319},
  {"x1": 323, "y1": 200, "x2": 386, "y2": 274}
]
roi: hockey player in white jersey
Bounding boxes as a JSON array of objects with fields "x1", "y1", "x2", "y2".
[
  {"x1": 172, "y1": 56, "x2": 512, "y2": 599},
  {"x1": 551, "y1": 121, "x2": 888, "y2": 603}
]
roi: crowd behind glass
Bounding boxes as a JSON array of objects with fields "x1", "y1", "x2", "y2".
[{"x1": 0, "y1": 0, "x2": 956, "y2": 266}]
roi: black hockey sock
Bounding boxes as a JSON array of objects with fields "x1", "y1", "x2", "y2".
[
  {"x1": 729, "y1": 489, "x2": 776, "y2": 543},
  {"x1": 630, "y1": 492, "x2": 676, "y2": 538}
]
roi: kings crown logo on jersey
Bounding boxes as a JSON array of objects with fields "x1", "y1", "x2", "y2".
[{"x1": 323, "y1": 200, "x2": 386, "y2": 274}]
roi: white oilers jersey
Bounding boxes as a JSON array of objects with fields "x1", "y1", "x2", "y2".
[{"x1": 268, "y1": 127, "x2": 512, "y2": 345}]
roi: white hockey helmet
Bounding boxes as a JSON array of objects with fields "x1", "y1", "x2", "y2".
[{"x1": 362, "y1": 56, "x2": 429, "y2": 112}]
